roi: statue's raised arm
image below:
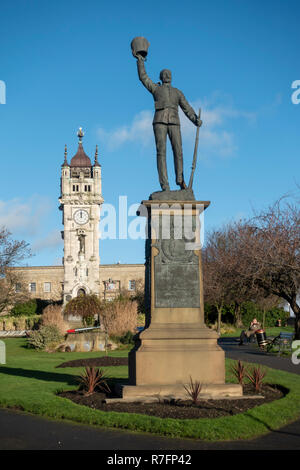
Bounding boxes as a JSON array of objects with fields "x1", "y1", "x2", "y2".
[{"x1": 136, "y1": 56, "x2": 157, "y2": 95}]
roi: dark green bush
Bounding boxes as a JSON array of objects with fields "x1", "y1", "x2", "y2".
[
  {"x1": 241, "y1": 302, "x2": 289, "y2": 328},
  {"x1": 240, "y1": 301, "x2": 261, "y2": 328},
  {"x1": 110, "y1": 330, "x2": 135, "y2": 347},
  {"x1": 11, "y1": 299, "x2": 38, "y2": 317},
  {"x1": 204, "y1": 303, "x2": 234, "y2": 325},
  {"x1": 10, "y1": 299, "x2": 54, "y2": 316},
  {"x1": 82, "y1": 315, "x2": 95, "y2": 327},
  {"x1": 204, "y1": 300, "x2": 289, "y2": 329},
  {"x1": 120, "y1": 330, "x2": 135, "y2": 345}
]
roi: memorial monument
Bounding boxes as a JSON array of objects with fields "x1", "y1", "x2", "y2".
[{"x1": 120, "y1": 37, "x2": 242, "y2": 399}]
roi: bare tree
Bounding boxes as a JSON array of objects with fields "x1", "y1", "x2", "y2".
[
  {"x1": 241, "y1": 200, "x2": 299, "y2": 337},
  {"x1": 0, "y1": 227, "x2": 31, "y2": 271},
  {"x1": 203, "y1": 233, "x2": 231, "y2": 333},
  {"x1": 203, "y1": 226, "x2": 257, "y2": 330},
  {"x1": 0, "y1": 227, "x2": 31, "y2": 314},
  {"x1": 222, "y1": 199, "x2": 300, "y2": 338}
]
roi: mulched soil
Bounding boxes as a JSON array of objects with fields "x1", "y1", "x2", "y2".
[
  {"x1": 56, "y1": 356, "x2": 128, "y2": 368},
  {"x1": 58, "y1": 384, "x2": 285, "y2": 419}
]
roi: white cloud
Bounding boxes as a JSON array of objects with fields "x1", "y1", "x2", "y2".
[
  {"x1": 0, "y1": 196, "x2": 52, "y2": 236},
  {"x1": 97, "y1": 110, "x2": 153, "y2": 150},
  {"x1": 96, "y1": 95, "x2": 256, "y2": 160},
  {"x1": 32, "y1": 230, "x2": 63, "y2": 253}
]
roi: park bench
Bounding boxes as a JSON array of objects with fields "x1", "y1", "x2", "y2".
[{"x1": 265, "y1": 331, "x2": 294, "y2": 355}]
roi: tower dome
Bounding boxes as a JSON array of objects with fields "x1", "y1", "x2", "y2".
[{"x1": 70, "y1": 128, "x2": 92, "y2": 168}]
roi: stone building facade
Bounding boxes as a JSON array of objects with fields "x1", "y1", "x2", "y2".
[
  {"x1": 11, "y1": 263, "x2": 144, "y2": 302},
  {"x1": 10, "y1": 129, "x2": 145, "y2": 304}
]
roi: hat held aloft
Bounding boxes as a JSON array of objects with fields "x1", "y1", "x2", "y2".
[{"x1": 131, "y1": 36, "x2": 150, "y2": 59}]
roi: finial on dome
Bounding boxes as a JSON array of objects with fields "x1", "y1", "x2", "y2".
[
  {"x1": 77, "y1": 127, "x2": 84, "y2": 143},
  {"x1": 94, "y1": 144, "x2": 101, "y2": 167}
]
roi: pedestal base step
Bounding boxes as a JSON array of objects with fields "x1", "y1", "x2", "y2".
[
  {"x1": 117, "y1": 383, "x2": 243, "y2": 400},
  {"x1": 106, "y1": 394, "x2": 263, "y2": 404}
]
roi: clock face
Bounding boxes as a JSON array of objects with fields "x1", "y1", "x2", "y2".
[{"x1": 74, "y1": 209, "x2": 89, "y2": 225}]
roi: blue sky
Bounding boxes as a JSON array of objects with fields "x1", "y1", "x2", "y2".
[{"x1": 0, "y1": 0, "x2": 299, "y2": 266}]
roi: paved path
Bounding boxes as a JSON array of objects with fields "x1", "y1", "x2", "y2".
[
  {"x1": 1, "y1": 407, "x2": 300, "y2": 450},
  {"x1": 1, "y1": 339, "x2": 299, "y2": 450},
  {"x1": 218, "y1": 337, "x2": 300, "y2": 374}
]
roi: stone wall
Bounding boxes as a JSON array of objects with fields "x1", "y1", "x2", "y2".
[
  {"x1": 8, "y1": 263, "x2": 145, "y2": 302},
  {"x1": 9, "y1": 266, "x2": 64, "y2": 301}
]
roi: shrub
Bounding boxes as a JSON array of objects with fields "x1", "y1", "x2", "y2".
[
  {"x1": 246, "y1": 366, "x2": 267, "y2": 393},
  {"x1": 132, "y1": 280, "x2": 146, "y2": 314},
  {"x1": 63, "y1": 294, "x2": 100, "y2": 326},
  {"x1": 100, "y1": 297, "x2": 137, "y2": 336},
  {"x1": 265, "y1": 307, "x2": 290, "y2": 328},
  {"x1": 42, "y1": 304, "x2": 68, "y2": 335},
  {"x1": 120, "y1": 330, "x2": 135, "y2": 345},
  {"x1": 231, "y1": 360, "x2": 247, "y2": 385},
  {"x1": 110, "y1": 330, "x2": 135, "y2": 347},
  {"x1": 76, "y1": 367, "x2": 110, "y2": 396},
  {"x1": 25, "y1": 316, "x2": 40, "y2": 330},
  {"x1": 183, "y1": 376, "x2": 203, "y2": 404},
  {"x1": 27, "y1": 325, "x2": 64, "y2": 351},
  {"x1": 82, "y1": 315, "x2": 94, "y2": 327},
  {"x1": 241, "y1": 302, "x2": 289, "y2": 328},
  {"x1": 204, "y1": 301, "x2": 290, "y2": 328}
]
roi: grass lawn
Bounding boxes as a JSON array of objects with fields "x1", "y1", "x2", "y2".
[{"x1": 0, "y1": 338, "x2": 300, "y2": 441}]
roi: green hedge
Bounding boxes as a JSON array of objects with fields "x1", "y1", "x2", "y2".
[
  {"x1": 205, "y1": 301, "x2": 289, "y2": 328},
  {"x1": 10, "y1": 298, "x2": 59, "y2": 317},
  {"x1": 241, "y1": 302, "x2": 289, "y2": 328},
  {"x1": 10, "y1": 299, "x2": 39, "y2": 316},
  {"x1": 0, "y1": 315, "x2": 41, "y2": 331}
]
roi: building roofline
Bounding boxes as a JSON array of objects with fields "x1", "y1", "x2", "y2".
[
  {"x1": 100, "y1": 264, "x2": 145, "y2": 268},
  {"x1": 8, "y1": 265, "x2": 64, "y2": 270},
  {"x1": 9, "y1": 263, "x2": 145, "y2": 270}
]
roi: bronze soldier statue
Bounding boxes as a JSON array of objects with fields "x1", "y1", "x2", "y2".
[{"x1": 132, "y1": 38, "x2": 202, "y2": 191}]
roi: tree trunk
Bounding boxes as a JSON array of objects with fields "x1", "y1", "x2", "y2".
[
  {"x1": 234, "y1": 302, "x2": 243, "y2": 328},
  {"x1": 289, "y1": 298, "x2": 300, "y2": 339},
  {"x1": 104, "y1": 330, "x2": 108, "y2": 356},
  {"x1": 216, "y1": 305, "x2": 223, "y2": 336}
]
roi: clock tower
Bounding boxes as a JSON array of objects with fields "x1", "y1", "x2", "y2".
[{"x1": 59, "y1": 128, "x2": 103, "y2": 303}]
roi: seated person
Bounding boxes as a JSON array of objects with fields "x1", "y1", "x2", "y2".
[{"x1": 239, "y1": 318, "x2": 261, "y2": 345}]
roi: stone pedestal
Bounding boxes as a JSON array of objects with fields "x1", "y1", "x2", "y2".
[{"x1": 122, "y1": 199, "x2": 242, "y2": 399}]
